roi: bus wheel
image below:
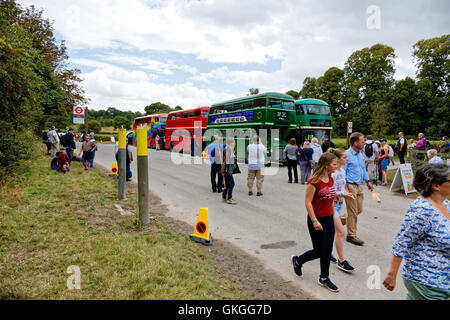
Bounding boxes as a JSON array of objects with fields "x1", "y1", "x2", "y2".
[
  {"x1": 169, "y1": 142, "x2": 174, "y2": 152},
  {"x1": 265, "y1": 161, "x2": 272, "y2": 167}
]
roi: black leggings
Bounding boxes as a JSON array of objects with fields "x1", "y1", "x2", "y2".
[{"x1": 297, "y1": 215, "x2": 335, "y2": 279}]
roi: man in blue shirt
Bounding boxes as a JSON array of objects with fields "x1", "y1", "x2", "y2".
[
  {"x1": 207, "y1": 136, "x2": 224, "y2": 193},
  {"x1": 343, "y1": 132, "x2": 374, "y2": 246}
]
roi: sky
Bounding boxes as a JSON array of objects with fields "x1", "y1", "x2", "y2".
[{"x1": 19, "y1": 0, "x2": 450, "y2": 113}]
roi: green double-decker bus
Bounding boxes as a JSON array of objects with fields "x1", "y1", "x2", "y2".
[
  {"x1": 206, "y1": 92, "x2": 297, "y2": 163},
  {"x1": 294, "y1": 99, "x2": 333, "y2": 143}
]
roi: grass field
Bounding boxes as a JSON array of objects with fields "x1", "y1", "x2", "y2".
[{"x1": 0, "y1": 153, "x2": 247, "y2": 300}]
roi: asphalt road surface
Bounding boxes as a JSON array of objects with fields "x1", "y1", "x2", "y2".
[{"x1": 87, "y1": 142, "x2": 412, "y2": 300}]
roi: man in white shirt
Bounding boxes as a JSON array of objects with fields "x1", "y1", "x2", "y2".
[
  {"x1": 247, "y1": 136, "x2": 267, "y2": 197},
  {"x1": 362, "y1": 135, "x2": 378, "y2": 181},
  {"x1": 47, "y1": 126, "x2": 60, "y2": 157}
]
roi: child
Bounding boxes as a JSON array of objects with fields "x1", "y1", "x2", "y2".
[
  {"x1": 328, "y1": 148, "x2": 356, "y2": 273},
  {"x1": 291, "y1": 152, "x2": 340, "y2": 292},
  {"x1": 57, "y1": 147, "x2": 70, "y2": 174}
]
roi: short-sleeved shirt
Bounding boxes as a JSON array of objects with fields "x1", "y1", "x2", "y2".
[
  {"x1": 247, "y1": 143, "x2": 266, "y2": 170},
  {"x1": 391, "y1": 197, "x2": 450, "y2": 290},
  {"x1": 82, "y1": 140, "x2": 95, "y2": 152},
  {"x1": 308, "y1": 176, "x2": 336, "y2": 217},
  {"x1": 284, "y1": 145, "x2": 298, "y2": 161},
  {"x1": 47, "y1": 130, "x2": 59, "y2": 144},
  {"x1": 331, "y1": 168, "x2": 346, "y2": 194}
]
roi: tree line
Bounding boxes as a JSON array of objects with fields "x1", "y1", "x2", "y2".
[
  {"x1": 284, "y1": 36, "x2": 449, "y2": 139},
  {"x1": 0, "y1": 0, "x2": 87, "y2": 176}
]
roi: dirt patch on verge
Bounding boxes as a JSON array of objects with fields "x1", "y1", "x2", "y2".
[{"x1": 96, "y1": 164, "x2": 314, "y2": 300}]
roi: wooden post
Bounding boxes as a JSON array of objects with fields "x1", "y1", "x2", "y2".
[
  {"x1": 84, "y1": 107, "x2": 88, "y2": 135},
  {"x1": 136, "y1": 128, "x2": 149, "y2": 226}
]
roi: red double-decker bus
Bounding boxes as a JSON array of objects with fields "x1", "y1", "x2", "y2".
[
  {"x1": 165, "y1": 107, "x2": 209, "y2": 153},
  {"x1": 132, "y1": 113, "x2": 168, "y2": 148}
]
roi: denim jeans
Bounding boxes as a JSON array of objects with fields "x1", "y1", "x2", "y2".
[
  {"x1": 222, "y1": 174, "x2": 235, "y2": 200},
  {"x1": 90, "y1": 150, "x2": 96, "y2": 168},
  {"x1": 297, "y1": 215, "x2": 335, "y2": 279}
]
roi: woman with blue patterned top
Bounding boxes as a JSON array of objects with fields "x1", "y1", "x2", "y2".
[{"x1": 383, "y1": 164, "x2": 450, "y2": 300}]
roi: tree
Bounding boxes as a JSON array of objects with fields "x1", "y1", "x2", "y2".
[
  {"x1": 247, "y1": 88, "x2": 260, "y2": 96},
  {"x1": 285, "y1": 90, "x2": 299, "y2": 100},
  {"x1": 299, "y1": 77, "x2": 319, "y2": 98},
  {"x1": 343, "y1": 44, "x2": 396, "y2": 134},
  {"x1": 88, "y1": 120, "x2": 102, "y2": 134},
  {"x1": 413, "y1": 34, "x2": 449, "y2": 97},
  {"x1": 144, "y1": 102, "x2": 171, "y2": 114},
  {"x1": 113, "y1": 116, "x2": 131, "y2": 130},
  {"x1": 370, "y1": 102, "x2": 392, "y2": 138}
]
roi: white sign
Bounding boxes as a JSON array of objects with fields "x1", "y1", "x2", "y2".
[
  {"x1": 348, "y1": 122, "x2": 353, "y2": 133},
  {"x1": 390, "y1": 163, "x2": 417, "y2": 195},
  {"x1": 73, "y1": 106, "x2": 85, "y2": 124}
]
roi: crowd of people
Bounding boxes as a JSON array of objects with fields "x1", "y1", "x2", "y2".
[
  {"x1": 206, "y1": 132, "x2": 448, "y2": 299},
  {"x1": 42, "y1": 127, "x2": 98, "y2": 174}
]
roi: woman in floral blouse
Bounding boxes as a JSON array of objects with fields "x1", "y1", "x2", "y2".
[{"x1": 383, "y1": 163, "x2": 450, "y2": 300}]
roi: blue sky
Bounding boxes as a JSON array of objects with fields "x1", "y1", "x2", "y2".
[{"x1": 20, "y1": 0, "x2": 450, "y2": 113}]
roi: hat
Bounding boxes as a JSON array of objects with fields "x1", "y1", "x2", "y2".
[
  {"x1": 68, "y1": 128, "x2": 74, "y2": 131},
  {"x1": 90, "y1": 132, "x2": 94, "y2": 136},
  {"x1": 375, "y1": 140, "x2": 380, "y2": 144},
  {"x1": 380, "y1": 138, "x2": 387, "y2": 142},
  {"x1": 50, "y1": 126, "x2": 55, "y2": 130}
]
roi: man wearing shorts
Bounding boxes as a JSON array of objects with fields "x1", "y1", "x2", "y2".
[{"x1": 79, "y1": 135, "x2": 97, "y2": 170}]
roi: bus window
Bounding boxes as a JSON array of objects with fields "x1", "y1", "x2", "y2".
[
  {"x1": 268, "y1": 99, "x2": 282, "y2": 108},
  {"x1": 176, "y1": 113, "x2": 181, "y2": 119},
  {"x1": 254, "y1": 98, "x2": 266, "y2": 108},
  {"x1": 202, "y1": 111, "x2": 208, "y2": 117},
  {"x1": 283, "y1": 101, "x2": 295, "y2": 110},
  {"x1": 161, "y1": 117, "x2": 167, "y2": 122},
  {"x1": 187, "y1": 112, "x2": 194, "y2": 118},
  {"x1": 242, "y1": 101, "x2": 253, "y2": 109},
  {"x1": 303, "y1": 104, "x2": 331, "y2": 115},
  {"x1": 194, "y1": 111, "x2": 200, "y2": 117},
  {"x1": 224, "y1": 104, "x2": 233, "y2": 113},
  {"x1": 296, "y1": 105, "x2": 304, "y2": 115},
  {"x1": 154, "y1": 117, "x2": 159, "y2": 122}
]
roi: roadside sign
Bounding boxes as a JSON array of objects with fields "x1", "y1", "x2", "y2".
[
  {"x1": 390, "y1": 163, "x2": 417, "y2": 195},
  {"x1": 73, "y1": 106, "x2": 85, "y2": 124},
  {"x1": 348, "y1": 122, "x2": 353, "y2": 133}
]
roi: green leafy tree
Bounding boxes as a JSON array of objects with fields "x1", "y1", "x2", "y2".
[
  {"x1": 88, "y1": 120, "x2": 102, "y2": 134},
  {"x1": 299, "y1": 77, "x2": 319, "y2": 98},
  {"x1": 285, "y1": 90, "x2": 299, "y2": 100},
  {"x1": 343, "y1": 44, "x2": 396, "y2": 134},
  {"x1": 370, "y1": 102, "x2": 392, "y2": 138},
  {"x1": 247, "y1": 88, "x2": 260, "y2": 96},
  {"x1": 144, "y1": 102, "x2": 171, "y2": 114},
  {"x1": 413, "y1": 34, "x2": 450, "y2": 97},
  {"x1": 113, "y1": 116, "x2": 131, "y2": 130}
]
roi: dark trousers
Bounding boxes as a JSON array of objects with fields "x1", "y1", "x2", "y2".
[
  {"x1": 297, "y1": 215, "x2": 335, "y2": 279},
  {"x1": 287, "y1": 159, "x2": 298, "y2": 182},
  {"x1": 398, "y1": 152, "x2": 406, "y2": 164},
  {"x1": 222, "y1": 174, "x2": 235, "y2": 200},
  {"x1": 211, "y1": 164, "x2": 224, "y2": 191},
  {"x1": 66, "y1": 147, "x2": 73, "y2": 162}
]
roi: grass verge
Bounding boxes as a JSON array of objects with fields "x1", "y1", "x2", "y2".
[{"x1": 0, "y1": 153, "x2": 247, "y2": 300}]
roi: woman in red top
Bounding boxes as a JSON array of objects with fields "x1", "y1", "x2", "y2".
[{"x1": 291, "y1": 152, "x2": 340, "y2": 292}]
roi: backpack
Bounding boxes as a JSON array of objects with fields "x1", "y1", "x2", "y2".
[
  {"x1": 388, "y1": 145, "x2": 394, "y2": 158},
  {"x1": 364, "y1": 142, "x2": 374, "y2": 158},
  {"x1": 60, "y1": 133, "x2": 70, "y2": 147},
  {"x1": 50, "y1": 157, "x2": 58, "y2": 170}
]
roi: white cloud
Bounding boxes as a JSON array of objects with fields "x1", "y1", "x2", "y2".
[
  {"x1": 82, "y1": 66, "x2": 234, "y2": 111},
  {"x1": 20, "y1": 0, "x2": 448, "y2": 109}
]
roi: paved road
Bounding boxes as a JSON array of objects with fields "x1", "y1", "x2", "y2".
[{"x1": 88, "y1": 143, "x2": 412, "y2": 300}]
